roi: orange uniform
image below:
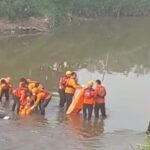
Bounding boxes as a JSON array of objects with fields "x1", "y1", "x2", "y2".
[
  {"x1": 28, "y1": 82, "x2": 36, "y2": 92},
  {"x1": 65, "y1": 78, "x2": 82, "y2": 94},
  {"x1": 83, "y1": 88, "x2": 95, "y2": 104},
  {"x1": 94, "y1": 85, "x2": 106, "y2": 104},
  {"x1": 33, "y1": 90, "x2": 51, "y2": 108},
  {"x1": 13, "y1": 87, "x2": 29, "y2": 106}
]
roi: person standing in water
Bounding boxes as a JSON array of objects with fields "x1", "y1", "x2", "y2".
[
  {"x1": 58, "y1": 71, "x2": 72, "y2": 108},
  {"x1": 94, "y1": 80, "x2": 107, "y2": 119},
  {"x1": 82, "y1": 80, "x2": 95, "y2": 120},
  {"x1": 65, "y1": 72, "x2": 82, "y2": 111}
]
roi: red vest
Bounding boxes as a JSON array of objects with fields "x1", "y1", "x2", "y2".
[
  {"x1": 59, "y1": 76, "x2": 68, "y2": 89},
  {"x1": 83, "y1": 88, "x2": 95, "y2": 104}
]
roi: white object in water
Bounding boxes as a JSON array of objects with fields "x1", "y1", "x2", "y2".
[{"x1": 3, "y1": 116, "x2": 10, "y2": 120}]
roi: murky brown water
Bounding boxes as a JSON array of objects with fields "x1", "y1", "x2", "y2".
[{"x1": 0, "y1": 17, "x2": 150, "y2": 149}]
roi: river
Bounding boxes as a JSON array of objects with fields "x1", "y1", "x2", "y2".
[{"x1": 0, "y1": 17, "x2": 150, "y2": 150}]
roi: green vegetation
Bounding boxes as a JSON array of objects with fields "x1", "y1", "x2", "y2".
[{"x1": 0, "y1": 0, "x2": 150, "y2": 21}]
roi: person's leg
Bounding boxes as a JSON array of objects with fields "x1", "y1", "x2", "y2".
[
  {"x1": 88, "y1": 104, "x2": 93, "y2": 120},
  {"x1": 4, "y1": 89, "x2": 9, "y2": 101},
  {"x1": 59, "y1": 89, "x2": 63, "y2": 107},
  {"x1": 40, "y1": 99, "x2": 51, "y2": 115},
  {"x1": 61, "y1": 89, "x2": 66, "y2": 107},
  {"x1": 94, "y1": 103, "x2": 100, "y2": 118},
  {"x1": 16, "y1": 99, "x2": 20, "y2": 114},
  {"x1": 100, "y1": 103, "x2": 106, "y2": 118},
  {"x1": 83, "y1": 104, "x2": 87, "y2": 119},
  {"x1": 0, "y1": 89, "x2": 4, "y2": 102},
  {"x1": 40, "y1": 100, "x2": 45, "y2": 115},
  {"x1": 12, "y1": 96, "x2": 17, "y2": 112},
  {"x1": 59, "y1": 89, "x2": 66, "y2": 107},
  {"x1": 66, "y1": 94, "x2": 74, "y2": 111},
  {"x1": 12, "y1": 96, "x2": 20, "y2": 113}
]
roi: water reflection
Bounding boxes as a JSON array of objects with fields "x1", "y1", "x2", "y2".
[
  {"x1": 0, "y1": 17, "x2": 150, "y2": 91},
  {"x1": 15, "y1": 114, "x2": 48, "y2": 128},
  {"x1": 60, "y1": 114, "x2": 104, "y2": 138}
]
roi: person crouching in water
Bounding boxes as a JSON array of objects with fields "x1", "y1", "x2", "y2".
[
  {"x1": 83, "y1": 80, "x2": 95, "y2": 120},
  {"x1": 65, "y1": 72, "x2": 82, "y2": 111},
  {"x1": 12, "y1": 78, "x2": 29, "y2": 114},
  {"x1": 94, "y1": 80, "x2": 107, "y2": 119},
  {"x1": 31, "y1": 85, "x2": 52, "y2": 115},
  {"x1": 58, "y1": 71, "x2": 72, "y2": 108}
]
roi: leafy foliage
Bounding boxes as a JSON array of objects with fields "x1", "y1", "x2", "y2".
[{"x1": 0, "y1": 0, "x2": 150, "y2": 20}]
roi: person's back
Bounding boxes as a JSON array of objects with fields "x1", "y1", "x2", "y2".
[
  {"x1": 94, "y1": 80, "x2": 107, "y2": 119},
  {"x1": 83, "y1": 87, "x2": 95, "y2": 105},
  {"x1": 95, "y1": 84, "x2": 106, "y2": 104}
]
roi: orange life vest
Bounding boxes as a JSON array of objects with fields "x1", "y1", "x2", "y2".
[
  {"x1": 95, "y1": 85, "x2": 106, "y2": 104},
  {"x1": 83, "y1": 88, "x2": 95, "y2": 105},
  {"x1": 65, "y1": 78, "x2": 81, "y2": 94}
]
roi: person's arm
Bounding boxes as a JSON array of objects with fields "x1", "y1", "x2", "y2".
[
  {"x1": 33, "y1": 93, "x2": 42, "y2": 108},
  {"x1": 72, "y1": 79, "x2": 82, "y2": 89},
  {"x1": 45, "y1": 91, "x2": 52, "y2": 100}
]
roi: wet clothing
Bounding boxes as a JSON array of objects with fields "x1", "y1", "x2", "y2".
[
  {"x1": 65, "y1": 78, "x2": 81, "y2": 111},
  {"x1": 94, "y1": 103, "x2": 106, "y2": 118},
  {"x1": 83, "y1": 104, "x2": 93, "y2": 120},
  {"x1": 39, "y1": 98, "x2": 51, "y2": 115},
  {"x1": 83, "y1": 87, "x2": 95, "y2": 120},
  {"x1": 94, "y1": 85, "x2": 106, "y2": 118},
  {"x1": 58, "y1": 75, "x2": 68, "y2": 107}
]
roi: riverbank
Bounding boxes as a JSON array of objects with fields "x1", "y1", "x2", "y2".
[{"x1": 0, "y1": 17, "x2": 54, "y2": 36}]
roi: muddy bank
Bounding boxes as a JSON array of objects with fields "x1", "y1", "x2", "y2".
[{"x1": 0, "y1": 17, "x2": 54, "y2": 36}]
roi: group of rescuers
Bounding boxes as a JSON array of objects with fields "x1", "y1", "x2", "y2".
[
  {"x1": 0, "y1": 77, "x2": 51, "y2": 116},
  {"x1": 59, "y1": 71, "x2": 107, "y2": 120},
  {"x1": 0, "y1": 71, "x2": 107, "y2": 120}
]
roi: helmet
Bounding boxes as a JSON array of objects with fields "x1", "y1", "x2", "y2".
[
  {"x1": 87, "y1": 80, "x2": 94, "y2": 87},
  {"x1": 65, "y1": 71, "x2": 72, "y2": 75}
]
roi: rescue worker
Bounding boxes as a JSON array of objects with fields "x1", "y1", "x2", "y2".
[
  {"x1": 12, "y1": 78, "x2": 29, "y2": 114},
  {"x1": 65, "y1": 72, "x2": 82, "y2": 111},
  {"x1": 58, "y1": 71, "x2": 72, "y2": 107},
  {"x1": 94, "y1": 80, "x2": 107, "y2": 119},
  {"x1": 27, "y1": 79, "x2": 40, "y2": 93},
  {"x1": 83, "y1": 80, "x2": 95, "y2": 120},
  {"x1": 5, "y1": 77, "x2": 13, "y2": 95},
  {"x1": 0, "y1": 79, "x2": 10, "y2": 102},
  {"x1": 31, "y1": 85, "x2": 52, "y2": 115}
]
